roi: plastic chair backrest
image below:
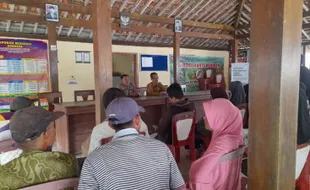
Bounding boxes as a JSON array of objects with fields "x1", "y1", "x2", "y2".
[
  {"x1": 74, "y1": 90, "x2": 95, "y2": 102},
  {"x1": 172, "y1": 111, "x2": 196, "y2": 145},
  {"x1": 296, "y1": 144, "x2": 310, "y2": 180},
  {"x1": 218, "y1": 146, "x2": 247, "y2": 163},
  {"x1": 20, "y1": 178, "x2": 79, "y2": 190}
]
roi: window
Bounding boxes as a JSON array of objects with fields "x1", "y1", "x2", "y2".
[{"x1": 75, "y1": 51, "x2": 91, "y2": 64}]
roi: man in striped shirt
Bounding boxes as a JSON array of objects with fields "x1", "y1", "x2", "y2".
[{"x1": 79, "y1": 97, "x2": 185, "y2": 190}]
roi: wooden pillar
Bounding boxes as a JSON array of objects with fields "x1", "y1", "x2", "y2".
[
  {"x1": 48, "y1": 23, "x2": 59, "y2": 92},
  {"x1": 173, "y1": 33, "x2": 180, "y2": 83},
  {"x1": 249, "y1": 0, "x2": 303, "y2": 189},
  {"x1": 92, "y1": 0, "x2": 113, "y2": 124},
  {"x1": 231, "y1": 38, "x2": 238, "y2": 63}
]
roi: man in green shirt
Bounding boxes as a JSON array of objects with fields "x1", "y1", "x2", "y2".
[{"x1": 0, "y1": 107, "x2": 79, "y2": 189}]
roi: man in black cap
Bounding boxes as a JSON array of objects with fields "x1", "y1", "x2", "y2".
[
  {"x1": 79, "y1": 97, "x2": 185, "y2": 190},
  {"x1": 0, "y1": 107, "x2": 79, "y2": 189},
  {"x1": 0, "y1": 96, "x2": 38, "y2": 142}
]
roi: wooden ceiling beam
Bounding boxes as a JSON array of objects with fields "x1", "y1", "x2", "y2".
[
  {"x1": 0, "y1": 11, "x2": 92, "y2": 28},
  {"x1": 112, "y1": 23, "x2": 234, "y2": 40},
  {"x1": 234, "y1": 0, "x2": 246, "y2": 29},
  {"x1": 0, "y1": 0, "x2": 91, "y2": 14},
  {"x1": 0, "y1": 31, "x2": 229, "y2": 51},
  {"x1": 111, "y1": 8, "x2": 235, "y2": 31},
  {"x1": 236, "y1": 33, "x2": 250, "y2": 39}
]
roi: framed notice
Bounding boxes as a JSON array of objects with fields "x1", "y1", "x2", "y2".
[{"x1": 231, "y1": 63, "x2": 249, "y2": 84}]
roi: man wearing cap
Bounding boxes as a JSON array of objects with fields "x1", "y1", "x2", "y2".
[
  {"x1": 0, "y1": 96, "x2": 39, "y2": 165},
  {"x1": 79, "y1": 97, "x2": 185, "y2": 190},
  {"x1": 0, "y1": 107, "x2": 79, "y2": 189}
]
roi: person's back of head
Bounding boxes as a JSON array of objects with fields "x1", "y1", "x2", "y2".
[
  {"x1": 9, "y1": 107, "x2": 64, "y2": 151},
  {"x1": 230, "y1": 81, "x2": 246, "y2": 106},
  {"x1": 103, "y1": 88, "x2": 126, "y2": 109},
  {"x1": 210, "y1": 87, "x2": 228, "y2": 100},
  {"x1": 10, "y1": 96, "x2": 38, "y2": 112},
  {"x1": 167, "y1": 83, "x2": 184, "y2": 102},
  {"x1": 106, "y1": 97, "x2": 144, "y2": 132}
]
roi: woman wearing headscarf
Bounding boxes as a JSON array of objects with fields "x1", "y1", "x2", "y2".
[
  {"x1": 297, "y1": 82, "x2": 310, "y2": 145},
  {"x1": 189, "y1": 99, "x2": 243, "y2": 190},
  {"x1": 300, "y1": 66, "x2": 310, "y2": 102},
  {"x1": 230, "y1": 81, "x2": 246, "y2": 106}
]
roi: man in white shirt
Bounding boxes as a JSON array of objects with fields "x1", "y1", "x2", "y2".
[{"x1": 88, "y1": 88, "x2": 149, "y2": 154}]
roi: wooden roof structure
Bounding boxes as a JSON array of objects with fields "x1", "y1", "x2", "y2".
[{"x1": 0, "y1": 0, "x2": 308, "y2": 49}]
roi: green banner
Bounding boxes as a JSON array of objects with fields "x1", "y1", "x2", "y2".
[{"x1": 169, "y1": 55, "x2": 224, "y2": 92}]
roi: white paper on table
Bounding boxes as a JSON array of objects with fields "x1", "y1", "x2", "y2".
[{"x1": 141, "y1": 57, "x2": 153, "y2": 68}]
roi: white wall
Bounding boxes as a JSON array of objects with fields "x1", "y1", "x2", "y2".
[{"x1": 57, "y1": 42, "x2": 229, "y2": 102}]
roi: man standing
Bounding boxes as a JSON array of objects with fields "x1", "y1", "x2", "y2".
[
  {"x1": 79, "y1": 97, "x2": 185, "y2": 190},
  {"x1": 118, "y1": 74, "x2": 139, "y2": 97},
  {"x1": 0, "y1": 107, "x2": 79, "y2": 189},
  {"x1": 157, "y1": 83, "x2": 194, "y2": 144},
  {"x1": 146, "y1": 72, "x2": 166, "y2": 96}
]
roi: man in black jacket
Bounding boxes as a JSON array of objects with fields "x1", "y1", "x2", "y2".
[{"x1": 157, "y1": 83, "x2": 194, "y2": 144}]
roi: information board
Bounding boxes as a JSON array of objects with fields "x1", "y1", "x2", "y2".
[
  {"x1": 231, "y1": 63, "x2": 249, "y2": 84},
  {"x1": 140, "y1": 54, "x2": 168, "y2": 71},
  {"x1": 0, "y1": 39, "x2": 49, "y2": 113}
]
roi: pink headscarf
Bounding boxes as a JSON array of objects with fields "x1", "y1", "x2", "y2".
[{"x1": 189, "y1": 99, "x2": 243, "y2": 190}]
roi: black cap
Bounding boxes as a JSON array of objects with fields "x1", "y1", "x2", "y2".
[
  {"x1": 10, "y1": 96, "x2": 38, "y2": 112},
  {"x1": 10, "y1": 107, "x2": 64, "y2": 143}
]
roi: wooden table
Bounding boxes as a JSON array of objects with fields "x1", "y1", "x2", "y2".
[{"x1": 54, "y1": 91, "x2": 212, "y2": 154}]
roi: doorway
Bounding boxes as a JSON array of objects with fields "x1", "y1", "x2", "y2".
[{"x1": 112, "y1": 53, "x2": 138, "y2": 87}]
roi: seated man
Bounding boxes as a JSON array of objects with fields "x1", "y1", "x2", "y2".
[
  {"x1": 79, "y1": 97, "x2": 185, "y2": 190},
  {"x1": 88, "y1": 88, "x2": 149, "y2": 154},
  {"x1": 146, "y1": 72, "x2": 166, "y2": 96},
  {"x1": 0, "y1": 107, "x2": 79, "y2": 189},
  {"x1": 0, "y1": 96, "x2": 38, "y2": 165},
  {"x1": 119, "y1": 74, "x2": 139, "y2": 97},
  {"x1": 157, "y1": 83, "x2": 194, "y2": 144}
]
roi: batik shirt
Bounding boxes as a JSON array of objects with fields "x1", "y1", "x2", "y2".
[
  {"x1": 119, "y1": 83, "x2": 137, "y2": 96},
  {"x1": 0, "y1": 150, "x2": 79, "y2": 190},
  {"x1": 146, "y1": 82, "x2": 166, "y2": 96}
]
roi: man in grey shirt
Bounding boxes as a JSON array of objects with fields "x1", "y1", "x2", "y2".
[{"x1": 79, "y1": 97, "x2": 185, "y2": 190}]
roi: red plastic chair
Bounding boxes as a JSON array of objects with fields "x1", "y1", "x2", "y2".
[
  {"x1": 171, "y1": 110, "x2": 196, "y2": 163},
  {"x1": 296, "y1": 143, "x2": 310, "y2": 190},
  {"x1": 101, "y1": 132, "x2": 146, "y2": 145},
  {"x1": 20, "y1": 178, "x2": 79, "y2": 190}
]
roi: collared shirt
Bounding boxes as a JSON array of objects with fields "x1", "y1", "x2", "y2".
[
  {"x1": 112, "y1": 128, "x2": 138, "y2": 140},
  {"x1": 119, "y1": 83, "x2": 137, "y2": 96},
  {"x1": 88, "y1": 118, "x2": 149, "y2": 154},
  {"x1": 0, "y1": 150, "x2": 79, "y2": 189},
  {"x1": 146, "y1": 82, "x2": 166, "y2": 96},
  {"x1": 79, "y1": 129, "x2": 185, "y2": 190}
]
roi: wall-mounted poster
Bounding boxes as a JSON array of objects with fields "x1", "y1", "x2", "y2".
[
  {"x1": 231, "y1": 63, "x2": 249, "y2": 84},
  {"x1": 0, "y1": 39, "x2": 49, "y2": 114},
  {"x1": 170, "y1": 55, "x2": 224, "y2": 92}
]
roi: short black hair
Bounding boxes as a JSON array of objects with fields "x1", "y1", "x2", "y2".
[
  {"x1": 167, "y1": 83, "x2": 184, "y2": 99},
  {"x1": 103, "y1": 88, "x2": 126, "y2": 109},
  {"x1": 49, "y1": 6, "x2": 55, "y2": 9},
  {"x1": 120, "y1": 74, "x2": 129, "y2": 80},
  {"x1": 111, "y1": 120, "x2": 133, "y2": 132},
  {"x1": 150, "y1": 72, "x2": 158, "y2": 79}
]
